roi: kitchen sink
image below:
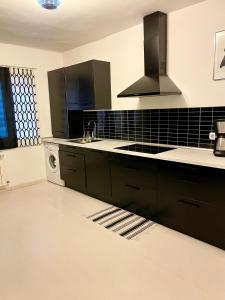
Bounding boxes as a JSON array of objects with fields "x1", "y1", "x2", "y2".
[{"x1": 67, "y1": 138, "x2": 102, "y2": 144}]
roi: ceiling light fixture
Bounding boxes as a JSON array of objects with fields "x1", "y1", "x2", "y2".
[{"x1": 38, "y1": 0, "x2": 61, "y2": 10}]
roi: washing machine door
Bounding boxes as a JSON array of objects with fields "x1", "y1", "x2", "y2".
[{"x1": 48, "y1": 152, "x2": 58, "y2": 173}]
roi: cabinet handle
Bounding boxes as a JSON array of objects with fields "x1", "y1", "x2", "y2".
[
  {"x1": 68, "y1": 168, "x2": 77, "y2": 172},
  {"x1": 91, "y1": 150, "x2": 102, "y2": 154},
  {"x1": 178, "y1": 198, "x2": 200, "y2": 208},
  {"x1": 177, "y1": 165, "x2": 199, "y2": 172},
  {"x1": 178, "y1": 178, "x2": 200, "y2": 184},
  {"x1": 56, "y1": 131, "x2": 64, "y2": 133},
  {"x1": 123, "y1": 166, "x2": 138, "y2": 171},
  {"x1": 66, "y1": 154, "x2": 77, "y2": 158},
  {"x1": 125, "y1": 184, "x2": 141, "y2": 191}
]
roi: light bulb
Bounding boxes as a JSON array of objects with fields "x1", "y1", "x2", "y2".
[{"x1": 38, "y1": 0, "x2": 61, "y2": 10}]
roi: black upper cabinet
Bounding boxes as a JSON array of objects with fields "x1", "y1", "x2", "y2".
[
  {"x1": 48, "y1": 68, "x2": 67, "y2": 138},
  {"x1": 65, "y1": 61, "x2": 95, "y2": 110},
  {"x1": 48, "y1": 60, "x2": 111, "y2": 138},
  {"x1": 91, "y1": 60, "x2": 112, "y2": 110},
  {"x1": 64, "y1": 60, "x2": 111, "y2": 110}
]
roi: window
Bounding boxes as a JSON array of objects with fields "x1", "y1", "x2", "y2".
[
  {"x1": 0, "y1": 67, "x2": 17, "y2": 150},
  {"x1": 0, "y1": 81, "x2": 8, "y2": 139},
  {"x1": 10, "y1": 67, "x2": 41, "y2": 147}
]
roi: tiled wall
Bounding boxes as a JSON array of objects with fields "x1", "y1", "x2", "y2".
[{"x1": 83, "y1": 107, "x2": 225, "y2": 149}]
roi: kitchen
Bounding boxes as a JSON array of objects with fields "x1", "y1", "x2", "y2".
[{"x1": 0, "y1": 0, "x2": 225, "y2": 299}]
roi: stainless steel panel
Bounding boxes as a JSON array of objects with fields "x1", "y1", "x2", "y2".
[
  {"x1": 216, "y1": 120, "x2": 225, "y2": 134},
  {"x1": 216, "y1": 137, "x2": 225, "y2": 150}
]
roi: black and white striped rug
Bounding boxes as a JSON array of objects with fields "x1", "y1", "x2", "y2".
[{"x1": 87, "y1": 205, "x2": 155, "y2": 240}]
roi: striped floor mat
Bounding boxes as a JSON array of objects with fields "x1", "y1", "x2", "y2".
[{"x1": 87, "y1": 205, "x2": 155, "y2": 240}]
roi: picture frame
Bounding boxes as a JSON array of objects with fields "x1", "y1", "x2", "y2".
[{"x1": 213, "y1": 30, "x2": 225, "y2": 80}]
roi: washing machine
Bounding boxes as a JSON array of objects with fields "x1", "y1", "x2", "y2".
[{"x1": 44, "y1": 142, "x2": 65, "y2": 186}]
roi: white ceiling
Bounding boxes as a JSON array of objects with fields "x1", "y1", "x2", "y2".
[{"x1": 0, "y1": 0, "x2": 205, "y2": 52}]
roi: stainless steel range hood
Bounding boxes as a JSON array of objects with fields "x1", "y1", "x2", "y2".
[{"x1": 117, "y1": 11, "x2": 181, "y2": 98}]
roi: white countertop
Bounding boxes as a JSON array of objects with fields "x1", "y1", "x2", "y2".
[{"x1": 43, "y1": 137, "x2": 225, "y2": 170}]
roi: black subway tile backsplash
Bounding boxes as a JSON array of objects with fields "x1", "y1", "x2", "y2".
[{"x1": 83, "y1": 106, "x2": 225, "y2": 149}]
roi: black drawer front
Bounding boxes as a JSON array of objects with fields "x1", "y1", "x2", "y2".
[
  {"x1": 110, "y1": 154, "x2": 158, "y2": 218},
  {"x1": 60, "y1": 151, "x2": 85, "y2": 170},
  {"x1": 168, "y1": 179, "x2": 225, "y2": 207},
  {"x1": 112, "y1": 165, "x2": 157, "y2": 188},
  {"x1": 159, "y1": 162, "x2": 225, "y2": 206},
  {"x1": 160, "y1": 161, "x2": 215, "y2": 180},
  {"x1": 161, "y1": 161, "x2": 225, "y2": 183},
  {"x1": 111, "y1": 178, "x2": 157, "y2": 219},
  {"x1": 59, "y1": 150, "x2": 86, "y2": 192},
  {"x1": 59, "y1": 145, "x2": 85, "y2": 155},
  {"x1": 63, "y1": 174, "x2": 86, "y2": 192},
  {"x1": 158, "y1": 193, "x2": 225, "y2": 249},
  {"x1": 111, "y1": 154, "x2": 157, "y2": 170},
  {"x1": 111, "y1": 155, "x2": 157, "y2": 188}
]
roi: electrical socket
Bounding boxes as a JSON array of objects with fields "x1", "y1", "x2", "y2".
[{"x1": 209, "y1": 132, "x2": 216, "y2": 141}]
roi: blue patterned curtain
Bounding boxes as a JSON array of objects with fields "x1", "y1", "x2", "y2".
[{"x1": 0, "y1": 81, "x2": 8, "y2": 138}]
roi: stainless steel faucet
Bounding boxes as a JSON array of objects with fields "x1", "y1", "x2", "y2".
[{"x1": 88, "y1": 120, "x2": 97, "y2": 141}]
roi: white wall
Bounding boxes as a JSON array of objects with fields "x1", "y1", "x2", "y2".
[
  {"x1": 0, "y1": 42, "x2": 63, "y2": 187},
  {"x1": 63, "y1": 0, "x2": 225, "y2": 110}
]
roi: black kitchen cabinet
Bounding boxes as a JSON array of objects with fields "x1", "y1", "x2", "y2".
[
  {"x1": 85, "y1": 149, "x2": 112, "y2": 202},
  {"x1": 158, "y1": 161, "x2": 225, "y2": 250},
  {"x1": 65, "y1": 62, "x2": 94, "y2": 110},
  {"x1": 59, "y1": 145, "x2": 86, "y2": 193},
  {"x1": 48, "y1": 68, "x2": 67, "y2": 138},
  {"x1": 58, "y1": 143, "x2": 225, "y2": 250},
  {"x1": 48, "y1": 69, "x2": 84, "y2": 139},
  {"x1": 110, "y1": 154, "x2": 158, "y2": 219},
  {"x1": 64, "y1": 60, "x2": 111, "y2": 110},
  {"x1": 59, "y1": 145, "x2": 112, "y2": 202},
  {"x1": 48, "y1": 60, "x2": 111, "y2": 138}
]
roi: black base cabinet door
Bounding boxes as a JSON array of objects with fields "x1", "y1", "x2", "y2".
[
  {"x1": 85, "y1": 149, "x2": 112, "y2": 203},
  {"x1": 158, "y1": 161, "x2": 225, "y2": 250},
  {"x1": 59, "y1": 146, "x2": 86, "y2": 193},
  {"x1": 110, "y1": 154, "x2": 158, "y2": 219}
]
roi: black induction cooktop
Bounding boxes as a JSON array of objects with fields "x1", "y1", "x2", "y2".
[{"x1": 115, "y1": 144, "x2": 175, "y2": 154}]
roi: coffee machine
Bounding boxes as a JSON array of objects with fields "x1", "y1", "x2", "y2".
[{"x1": 214, "y1": 119, "x2": 225, "y2": 157}]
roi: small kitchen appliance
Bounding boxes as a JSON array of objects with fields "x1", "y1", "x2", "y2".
[{"x1": 214, "y1": 119, "x2": 225, "y2": 157}]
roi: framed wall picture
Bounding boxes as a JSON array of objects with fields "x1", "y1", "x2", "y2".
[{"x1": 214, "y1": 30, "x2": 225, "y2": 80}]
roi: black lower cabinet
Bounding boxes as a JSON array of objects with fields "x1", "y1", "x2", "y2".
[
  {"x1": 85, "y1": 149, "x2": 112, "y2": 202},
  {"x1": 59, "y1": 146, "x2": 112, "y2": 202},
  {"x1": 110, "y1": 154, "x2": 158, "y2": 219},
  {"x1": 58, "y1": 144, "x2": 225, "y2": 250},
  {"x1": 158, "y1": 161, "x2": 225, "y2": 250},
  {"x1": 59, "y1": 145, "x2": 86, "y2": 193}
]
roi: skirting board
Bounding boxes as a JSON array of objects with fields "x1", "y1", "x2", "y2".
[{"x1": 0, "y1": 179, "x2": 47, "y2": 192}]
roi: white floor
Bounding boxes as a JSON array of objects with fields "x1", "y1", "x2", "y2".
[{"x1": 0, "y1": 182, "x2": 225, "y2": 300}]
